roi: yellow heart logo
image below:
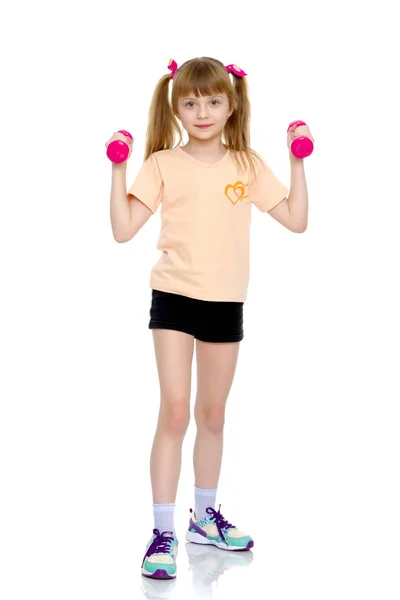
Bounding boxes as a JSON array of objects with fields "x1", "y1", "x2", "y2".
[{"x1": 225, "y1": 181, "x2": 249, "y2": 205}]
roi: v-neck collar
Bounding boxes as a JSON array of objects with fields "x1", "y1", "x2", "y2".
[{"x1": 176, "y1": 146, "x2": 230, "y2": 168}]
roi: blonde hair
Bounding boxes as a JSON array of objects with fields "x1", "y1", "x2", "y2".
[{"x1": 144, "y1": 56, "x2": 261, "y2": 177}]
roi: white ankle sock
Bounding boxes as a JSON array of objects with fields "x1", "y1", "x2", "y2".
[
  {"x1": 153, "y1": 503, "x2": 176, "y2": 537},
  {"x1": 194, "y1": 485, "x2": 217, "y2": 520}
]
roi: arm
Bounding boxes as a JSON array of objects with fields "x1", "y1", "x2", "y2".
[
  {"x1": 110, "y1": 163, "x2": 152, "y2": 242},
  {"x1": 267, "y1": 158, "x2": 308, "y2": 232}
]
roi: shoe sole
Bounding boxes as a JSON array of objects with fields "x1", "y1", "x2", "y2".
[
  {"x1": 186, "y1": 530, "x2": 254, "y2": 551},
  {"x1": 141, "y1": 567, "x2": 176, "y2": 579}
]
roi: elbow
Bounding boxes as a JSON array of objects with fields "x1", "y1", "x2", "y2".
[
  {"x1": 111, "y1": 220, "x2": 136, "y2": 243},
  {"x1": 113, "y1": 229, "x2": 133, "y2": 243},
  {"x1": 114, "y1": 233, "x2": 134, "y2": 243},
  {"x1": 292, "y1": 221, "x2": 308, "y2": 233}
]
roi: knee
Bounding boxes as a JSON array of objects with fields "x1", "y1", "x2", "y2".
[
  {"x1": 159, "y1": 396, "x2": 190, "y2": 437},
  {"x1": 195, "y1": 405, "x2": 225, "y2": 435}
]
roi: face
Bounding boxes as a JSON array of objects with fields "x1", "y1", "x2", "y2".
[{"x1": 176, "y1": 92, "x2": 232, "y2": 140}]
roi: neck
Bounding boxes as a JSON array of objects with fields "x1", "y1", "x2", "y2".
[{"x1": 184, "y1": 135, "x2": 226, "y2": 157}]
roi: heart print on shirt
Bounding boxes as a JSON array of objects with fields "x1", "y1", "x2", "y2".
[{"x1": 224, "y1": 181, "x2": 249, "y2": 205}]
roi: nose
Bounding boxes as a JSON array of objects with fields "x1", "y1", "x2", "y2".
[{"x1": 196, "y1": 103, "x2": 209, "y2": 119}]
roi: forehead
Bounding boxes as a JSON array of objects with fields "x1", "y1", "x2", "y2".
[{"x1": 179, "y1": 92, "x2": 227, "y2": 100}]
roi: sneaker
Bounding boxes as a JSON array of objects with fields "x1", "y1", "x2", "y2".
[
  {"x1": 185, "y1": 505, "x2": 254, "y2": 551},
  {"x1": 141, "y1": 529, "x2": 178, "y2": 579}
]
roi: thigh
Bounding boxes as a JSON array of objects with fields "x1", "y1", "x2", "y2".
[
  {"x1": 195, "y1": 339, "x2": 241, "y2": 410},
  {"x1": 152, "y1": 329, "x2": 195, "y2": 403}
]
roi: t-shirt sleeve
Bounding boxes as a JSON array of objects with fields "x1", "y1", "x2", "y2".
[
  {"x1": 127, "y1": 153, "x2": 163, "y2": 214},
  {"x1": 249, "y1": 157, "x2": 289, "y2": 213}
]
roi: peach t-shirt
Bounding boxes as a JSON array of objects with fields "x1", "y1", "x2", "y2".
[{"x1": 127, "y1": 146, "x2": 289, "y2": 302}]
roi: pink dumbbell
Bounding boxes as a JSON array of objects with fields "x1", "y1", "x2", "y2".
[
  {"x1": 106, "y1": 130, "x2": 133, "y2": 164},
  {"x1": 287, "y1": 120, "x2": 313, "y2": 158}
]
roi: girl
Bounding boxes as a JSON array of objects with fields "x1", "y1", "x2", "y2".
[{"x1": 106, "y1": 56, "x2": 313, "y2": 580}]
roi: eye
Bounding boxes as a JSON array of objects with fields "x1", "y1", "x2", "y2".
[
  {"x1": 185, "y1": 102, "x2": 195, "y2": 108},
  {"x1": 211, "y1": 100, "x2": 220, "y2": 106}
]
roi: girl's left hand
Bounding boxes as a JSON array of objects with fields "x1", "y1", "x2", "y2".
[{"x1": 287, "y1": 123, "x2": 315, "y2": 154}]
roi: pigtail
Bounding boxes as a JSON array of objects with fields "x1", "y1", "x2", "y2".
[
  {"x1": 224, "y1": 74, "x2": 259, "y2": 178},
  {"x1": 144, "y1": 74, "x2": 182, "y2": 161},
  {"x1": 227, "y1": 75, "x2": 251, "y2": 150}
]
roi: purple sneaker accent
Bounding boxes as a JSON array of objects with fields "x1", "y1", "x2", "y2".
[
  {"x1": 141, "y1": 528, "x2": 175, "y2": 567},
  {"x1": 189, "y1": 517, "x2": 207, "y2": 538},
  {"x1": 234, "y1": 540, "x2": 254, "y2": 551},
  {"x1": 143, "y1": 568, "x2": 174, "y2": 580}
]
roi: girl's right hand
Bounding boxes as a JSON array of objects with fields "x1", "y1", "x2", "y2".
[{"x1": 105, "y1": 131, "x2": 133, "y2": 163}]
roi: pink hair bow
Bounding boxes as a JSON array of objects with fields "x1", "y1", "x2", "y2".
[
  {"x1": 225, "y1": 64, "x2": 247, "y2": 77},
  {"x1": 168, "y1": 59, "x2": 178, "y2": 79}
]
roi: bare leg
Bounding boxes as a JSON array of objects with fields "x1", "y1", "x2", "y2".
[
  {"x1": 150, "y1": 329, "x2": 195, "y2": 503},
  {"x1": 193, "y1": 340, "x2": 241, "y2": 489}
]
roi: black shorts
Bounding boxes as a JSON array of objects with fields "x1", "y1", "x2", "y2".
[{"x1": 148, "y1": 289, "x2": 244, "y2": 343}]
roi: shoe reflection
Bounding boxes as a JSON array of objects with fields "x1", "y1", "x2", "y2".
[
  {"x1": 140, "y1": 576, "x2": 177, "y2": 600},
  {"x1": 186, "y1": 541, "x2": 253, "y2": 593}
]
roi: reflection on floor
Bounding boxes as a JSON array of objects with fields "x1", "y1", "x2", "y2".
[{"x1": 141, "y1": 541, "x2": 253, "y2": 599}]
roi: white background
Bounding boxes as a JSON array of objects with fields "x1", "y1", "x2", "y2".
[{"x1": 1, "y1": 0, "x2": 399, "y2": 599}]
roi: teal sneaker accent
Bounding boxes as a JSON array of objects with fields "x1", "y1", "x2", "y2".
[{"x1": 223, "y1": 534, "x2": 253, "y2": 547}]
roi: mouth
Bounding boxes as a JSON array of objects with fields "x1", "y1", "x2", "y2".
[{"x1": 195, "y1": 124, "x2": 213, "y2": 129}]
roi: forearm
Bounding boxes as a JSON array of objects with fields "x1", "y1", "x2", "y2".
[
  {"x1": 287, "y1": 157, "x2": 308, "y2": 231},
  {"x1": 110, "y1": 163, "x2": 131, "y2": 240}
]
